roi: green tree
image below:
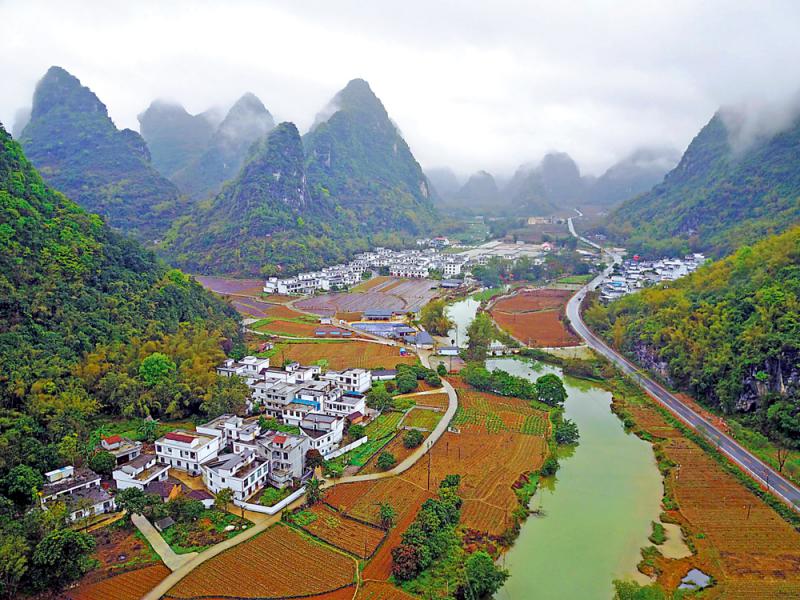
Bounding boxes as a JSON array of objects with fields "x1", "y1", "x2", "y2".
[
  {"x1": 379, "y1": 501, "x2": 397, "y2": 528},
  {"x1": 396, "y1": 372, "x2": 418, "y2": 394},
  {"x1": 377, "y1": 452, "x2": 396, "y2": 471},
  {"x1": 403, "y1": 429, "x2": 424, "y2": 449},
  {"x1": 214, "y1": 488, "x2": 233, "y2": 510},
  {"x1": 535, "y1": 373, "x2": 567, "y2": 406},
  {"x1": 348, "y1": 424, "x2": 366, "y2": 441},
  {"x1": 139, "y1": 353, "x2": 177, "y2": 387},
  {"x1": 56, "y1": 433, "x2": 81, "y2": 466},
  {"x1": 554, "y1": 419, "x2": 580, "y2": 445},
  {"x1": 464, "y1": 550, "x2": 509, "y2": 598},
  {"x1": 540, "y1": 456, "x2": 560, "y2": 477},
  {"x1": 305, "y1": 477, "x2": 322, "y2": 505},
  {"x1": 465, "y1": 312, "x2": 495, "y2": 362},
  {"x1": 115, "y1": 487, "x2": 151, "y2": 516},
  {"x1": 4, "y1": 465, "x2": 43, "y2": 509},
  {"x1": 88, "y1": 451, "x2": 116, "y2": 476},
  {"x1": 436, "y1": 363, "x2": 448, "y2": 376},
  {"x1": 137, "y1": 418, "x2": 158, "y2": 443},
  {"x1": 0, "y1": 533, "x2": 29, "y2": 599},
  {"x1": 366, "y1": 386, "x2": 392, "y2": 411},
  {"x1": 419, "y1": 299, "x2": 453, "y2": 336},
  {"x1": 202, "y1": 375, "x2": 250, "y2": 418},
  {"x1": 31, "y1": 529, "x2": 96, "y2": 589}
]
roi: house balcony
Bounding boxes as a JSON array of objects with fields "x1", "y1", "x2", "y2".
[{"x1": 269, "y1": 469, "x2": 292, "y2": 488}]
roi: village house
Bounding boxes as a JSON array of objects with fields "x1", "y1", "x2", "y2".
[
  {"x1": 99, "y1": 435, "x2": 142, "y2": 465},
  {"x1": 41, "y1": 466, "x2": 116, "y2": 522},
  {"x1": 232, "y1": 430, "x2": 309, "y2": 489},
  {"x1": 299, "y1": 413, "x2": 345, "y2": 456},
  {"x1": 202, "y1": 449, "x2": 268, "y2": 502},
  {"x1": 112, "y1": 453, "x2": 170, "y2": 491},
  {"x1": 155, "y1": 431, "x2": 221, "y2": 475},
  {"x1": 320, "y1": 368, "x2": 372, "y2": 393}
]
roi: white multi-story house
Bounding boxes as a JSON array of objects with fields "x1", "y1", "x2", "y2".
[
  {"x1": 323, "y1": 392, "x2": 367, "y2": 419},
  {"x1": 113, "y1": 453, "x2": 170, "y2": 491},
  {"x1": 217, "y1": 356, "x2": 271, "y2": 379},
  {"x1": 233, "y1": 431, "x2": 309, "y2": 489},
  {"x1": 321, "y1": 368, "x2": 372, "y2": 394},
  {"x1": 202, "y1": 449, "x2": 268, "y2": 501},
  {"x1": 299, "y1": 413, "x2": 345, "y2": 456},
  {"x1": 197, "y1": 414, "x2": 260, "y2": 447},
  {"x1": 100, "y1": 435, "x2": 142, "y2": 465},
  {"x1": 155, "y1": 431, "x2": 221, "y2": 475},
  {"x1": 41, "y1": 466, "x2": 116, "y2": 522}
]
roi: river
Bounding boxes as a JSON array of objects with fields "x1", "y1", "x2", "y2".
[
  {"x1": 488, "y1": 358, "x2": 665, "y2": 600},
  {"x1": 446, "y1": 297, "x2": 480, "y2": 347}
]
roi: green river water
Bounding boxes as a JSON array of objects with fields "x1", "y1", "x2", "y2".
[{"x1": 487, "y1": 358, "x2": 664, "y2": 600}]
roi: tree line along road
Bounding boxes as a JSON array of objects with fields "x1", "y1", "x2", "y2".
[{"x1": 566, "y1": 217, "x2": 800, "y2": 512}]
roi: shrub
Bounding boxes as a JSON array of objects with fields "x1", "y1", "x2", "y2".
[
  {"x1": 403, "y1": 429, "x2": 424, "y2": 448},
  {"x1": 377, "y1": 452, "x2": 396, "y2": 471},
  {"x1": 540, "y1": 456, "x2": 560, "y2": 476}
]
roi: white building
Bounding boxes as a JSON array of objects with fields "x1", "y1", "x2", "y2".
[
  {"x1": 202, "y1": 449, "x2": 269, "y2": 502},
  {"x1": 155, "y1": 431, "x2": 221, "y2": 475},
  {"x1": 217, "y1": 356, "x2": 271, "y2": 379},
  {"x1": 113, "y1": 453, "x2": 170, "y2": 491},
  {"x1": 299, "y1": 413, "x2": 345, "y2": 456},
  {"x1": 41, "y1": 466, "x2": 116, "y2": 522},
  {"x1": 321, "y1": 368, "x2": 372, "y2": 394}
]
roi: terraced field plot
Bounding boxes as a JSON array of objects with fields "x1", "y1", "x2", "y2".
[
  {"x1": 412, "y1": 392, "x2": 450, "y2": 410},
  {"x1": 291, "y1": 504, "x2": 386, "y2": 558},
  {"x1": 273, "y1": 341, "x2": 415, "y2": 370},
  {"x1": 451, "y1": 379, "x2": 549, "y2": 436},
  {"x1": 296, "y1": 278, "x2": 439, "y2": 316},
  {"x1": 194, "y1": 275, "x2": 265, "y2": 296},
  {"x1": 490, "y1": 288, "x2": 580, "y2": 347},
  {"x1": 64, "y1": 564, "x2": 170, "y2": 600},
  {"x1": 359, "y1": 430, "x2": 430, "y2": 475},
  {"x1": 403, "y1": 407, "x2": 443, "y2": 430},
  {"x1": 622, "y1": 397, "x2": 800, "y2": 599},
  {"x1": 164, "y1": 524, "x2": 355, "y2": 599}
]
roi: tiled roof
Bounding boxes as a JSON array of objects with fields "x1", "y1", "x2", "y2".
[{"x1": 165, "y1": 432, "x2": 194, "y2": 444}]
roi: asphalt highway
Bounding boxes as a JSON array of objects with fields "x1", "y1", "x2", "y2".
[{"x1": 566, "y1": 217, "x2": 800, "y2": 511}]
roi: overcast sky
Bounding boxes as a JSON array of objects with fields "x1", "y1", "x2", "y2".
[{"x1": 2, "y1": 0, "x2": 800, "y2": 177}]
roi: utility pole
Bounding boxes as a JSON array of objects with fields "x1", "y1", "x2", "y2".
[{"x1": 427, "y1": 451, "x2": 431, "y2": 490}]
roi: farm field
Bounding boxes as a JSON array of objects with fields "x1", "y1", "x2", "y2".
[
  {"x1": 61, "y1": 564, "x2": 170, "y2": 600},
  {"x1": 290, "y1": 504, "x2": 386, "y2": 558},
  {"x1": 230, "y1": 297, "x2": 278, "y2": 318},
  {"x1": 403, "y1": 407, "x2": 443, "y2": 430},
  {"x1": 350, "y1": 275, "x2": 392, "y2": 292},
  {"x1": 490, "y1": 288, "x2": 580, "y2": 347},
  {"x1": 358, "y1": 429, "x2": 429, "y2": 475},
  {"x1": 273, "y1": 341, "x2": 416, "y2": 370},
  {"x1": 620, "y1": 396, "x2": 800, "y2": 598},
  {"x1": 164, "y1": 524, "x2": 355, "y2": 599},
  {"x1": 412, "y1": 392, "x2": 450, "y2": 410},
  {"x1": 296, "y1": 278, "x2": 439, "y2": 316},
  {"x1": 451, "y1": 378, "x2": 549, "y2": 436}
]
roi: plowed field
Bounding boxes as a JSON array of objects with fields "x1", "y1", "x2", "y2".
[
  {"x1": 296, "y1": 504, "x2": 386, "y2": 558},
  {"x1": 274, "y1": 341, "x2": 416, "y2": 370},
  {"x1": 490, "y1": 288, "x2": 580, "y2": 347},
  {"x1": 165, "y1": 524, "x2": 355, "y2": 599},
  {"x1": 62, "y1": 564, "x2": 169, "y2": 600}
]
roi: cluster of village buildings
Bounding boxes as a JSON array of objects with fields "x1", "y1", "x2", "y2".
[
  {"x1": 264, "y1": 245, "x2": 469, "y2": 295},
  {"x1": 39, "y1": 356, "x2": 388, "y2": 521},
  {"x1": 264, "y1": 238, "x2": 558, "y2": 296},
  {"x1": 599, "y1": 253, "x2": 707, "y2": 301}
]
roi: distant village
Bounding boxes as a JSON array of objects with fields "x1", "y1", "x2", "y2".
[
  {"x1": 598, "y1": 253, "x2": 707, "y2": 302},
  {"x1": 264, "y1": 237, "x2": 554, "y2": 296}
]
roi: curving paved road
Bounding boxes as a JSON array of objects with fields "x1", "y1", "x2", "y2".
[{"x1": 566, "y1": 217, "x2": 800, "y2": 511}]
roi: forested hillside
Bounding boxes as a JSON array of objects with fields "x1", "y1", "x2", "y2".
[
  {"x1": 19, "y1": 67, "x2": 183, "y2": 242},
  {"x1": 605, "y1": 110, "x2": 800, "y2": 257},
  {"x1": 162, "y1": 79, "x2": 438, "y2": 276},
  {"x1": 584, "y1": 226, "x2": 800, "y2": 447},
  {"x1": 0, "y1": 122, "x2": 243, "y2": 420}
]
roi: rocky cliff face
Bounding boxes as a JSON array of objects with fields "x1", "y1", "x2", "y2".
[{"x1": 737, "y1": 350, "x2": 800, "y2": 412}]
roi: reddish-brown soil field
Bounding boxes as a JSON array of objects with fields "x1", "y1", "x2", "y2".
[
  {"x1": 490, "y1": 288, "x2": 580, "y2": 347},
  {"x1": 492, "y1": 288, "x2": 572, "y2": 312},
  {"x1": 275, "y1": 341, "x2": 416, "y2": 370},
  {"x1": 359, "y1": 430, "x2": 430, "y2": 475},
  {"x1": 619, "y1": 396, "x2": 800, "y2": 599},
  {"x1": 413, "y1": 392, "x2": 450, "y2": 410},
  {"x1": 296, "y1": 504, "x2": 387, "y2": 558},
  {"x1": 403, "y1": 408, "x2": 442, "y2": 430},
  {"x1": 61, "y1": 564, "x2": 170, "y2": 600},
  {"x1": 265, "y1": 304, "x2": 307, "y2": 319},
  {"x1": 230, "y1": 297, "x2": 277, "y2": 318},
  {"x1": 296, "y1": 278, "x2": 439, "y2": 316},
  {"x1": 351, "y1": 276, "x2": 392, "y2": 292},
  {"x1": 165, "y1": 524, "x2": 355, "y2": 599}
]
